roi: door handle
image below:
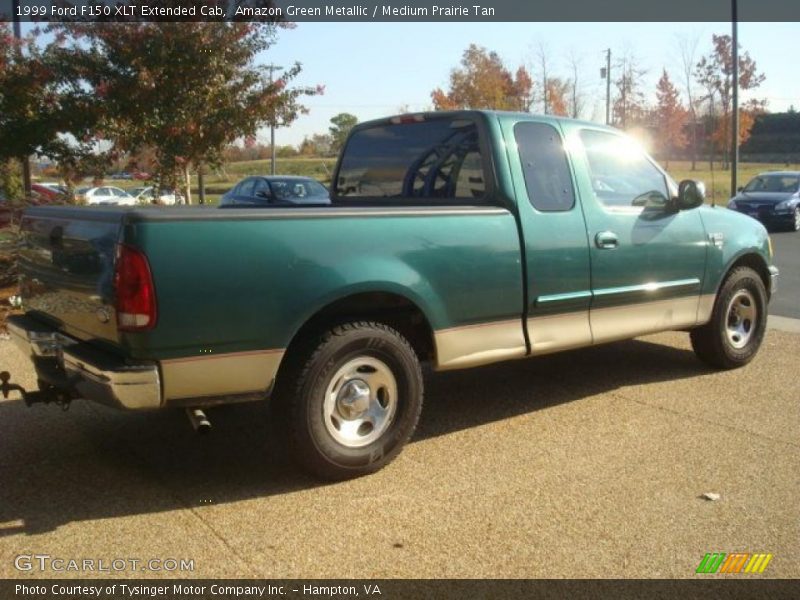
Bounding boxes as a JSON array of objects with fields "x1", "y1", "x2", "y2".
[{"x1": 595, "y1": 231, "x2": 619, "y2": 249}]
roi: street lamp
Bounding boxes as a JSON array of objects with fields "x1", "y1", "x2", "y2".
[
  {"x1": 266, "y1": 64, "x2": 283, "y2": 176},
  {"x1": 731, "y1": 0, "x2": 739, "y2": 198}
]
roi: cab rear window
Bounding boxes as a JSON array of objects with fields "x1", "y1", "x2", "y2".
[{"x1": 334, "y1": 117, "x2": 487, "y2": 203}]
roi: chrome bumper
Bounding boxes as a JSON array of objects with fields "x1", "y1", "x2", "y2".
[
  {"x1": 769, "y1": 265, "x2": 779, "y2": 296},
  {"x1": 7, "y1": 314, "x2": 162, "y2": 410}
]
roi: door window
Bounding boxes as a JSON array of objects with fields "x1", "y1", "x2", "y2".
[
  {"x1": 251, "y1": 178, "x2": 271, "y2": 201},
  {"x1": 579, "y1": 130, "x2": 669, "y2": 209}
]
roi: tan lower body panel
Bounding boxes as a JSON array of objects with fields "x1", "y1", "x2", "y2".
[
  {"x1": 590, "y1": 295, "x2": 701, "y2": 345},
  {"x1": 434, "y1": 319, "x2": 527, "y2": 370},
  {"x1": 528, "y1": 311, "x2": 593, "y2": 356},
  {"x1": 696, "y1": 293, "x2": 716, "y2": 324},
  {"x1": 435, "y1": 294, "x2": 714, "y2": 370},
  {"x1": 160, "y1": 349, "x2": 285, "y2": 402}
]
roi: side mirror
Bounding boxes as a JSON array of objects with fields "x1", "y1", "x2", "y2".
[
  {"x1": 737, "y1": 186, "x2": 743, "y2": 193},
  {"x1": 255, "y1": 190, "x2": 272, "y2": 200},
  {"x1": 677, "y1": 179, "x2": 705, "y2": 210}
]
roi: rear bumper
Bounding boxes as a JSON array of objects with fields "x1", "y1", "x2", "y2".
[{"x1": 7, "y1": 314, "x2": 162, "y2": 410}]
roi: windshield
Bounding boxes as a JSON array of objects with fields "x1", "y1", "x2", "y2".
[
  {"x1": 743, "y1": 174, "x2": 799, "y2": 193},
  {"x1": 76, "y1": 187, "x2": 90, "y2": 194}
]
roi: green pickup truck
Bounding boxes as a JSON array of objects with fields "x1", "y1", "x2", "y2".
[{"x1": 5, "y1": 111, "x2": 779, "y2": 480}]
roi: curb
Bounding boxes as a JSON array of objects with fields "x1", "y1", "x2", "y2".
[{"x1": 767, "y1": 315, "x2": 800, "y2": 334}]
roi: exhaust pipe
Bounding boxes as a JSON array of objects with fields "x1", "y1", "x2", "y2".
[{"x1": 186, "y1": 407, "x2": 211, "y2": 434}]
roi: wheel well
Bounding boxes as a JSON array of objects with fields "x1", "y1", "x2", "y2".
[
  {"x1": 727, "y1": 253, "x2": 772, "y2": 297},
  {"x1": 285, "y1": 292, "x2": 436, "y2": 363}
]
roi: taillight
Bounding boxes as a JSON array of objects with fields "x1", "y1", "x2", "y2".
[{"x1": 114, "y1": 244, "x2": 157, "y2": 331}]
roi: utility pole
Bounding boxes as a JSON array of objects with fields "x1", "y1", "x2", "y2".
[
  {"x1": 265, "y1": 64, "x2": 283, "y2": 176},
  {"x1": 731, "y1": 0, "x2": 739, "y2": 198},
  {"x1": 603, "y1": 49, "x2": 611, "y2": 125},
  {"x1": 11, "y1": 0, "x2": 32, "y2": 196}
]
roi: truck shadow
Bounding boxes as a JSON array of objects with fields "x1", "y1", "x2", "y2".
[{"x1": 0, "y1": 336, "x2": 710, "y2": 536}]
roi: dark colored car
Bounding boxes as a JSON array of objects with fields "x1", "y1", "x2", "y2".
[
  {"x1": 220, "y1": 176, "x2": 330, "y2": 207},
  {"x1": 728, "y1": 171, "x2": 800, "y2": 232}
]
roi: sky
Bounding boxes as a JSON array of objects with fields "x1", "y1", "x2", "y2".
[{"x1": 258, "y1": 22, "x2": 800, "y2": 147}]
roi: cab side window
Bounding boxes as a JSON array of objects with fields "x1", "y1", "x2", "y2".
[
  {"x1": 579, "y1": 129, "x2": 669, "y2": 209},
  {"x1": 514, "y1": 122, "x2": 575, "y2": 212}
]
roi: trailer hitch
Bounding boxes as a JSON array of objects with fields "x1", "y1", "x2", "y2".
[{"x1": 0, "y1": 371, "x2": 72, "y2": 410}]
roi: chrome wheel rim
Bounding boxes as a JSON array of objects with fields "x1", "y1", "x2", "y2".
[
  {"x1": 725, "y1": 289, "x2": 757, "y2": 349},
  {"x1": 323, "y1": 356, "x2": 398, "y2": 448}
]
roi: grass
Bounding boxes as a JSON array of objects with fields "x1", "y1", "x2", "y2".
[{"x1": 664, "y1": 160, "x2": 800, "y2": 204}]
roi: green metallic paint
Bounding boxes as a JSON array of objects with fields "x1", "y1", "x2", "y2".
[
  {"x1": 559, "y1": 121, "x2": 709, "y2": 315},
  {"x1": 121, "y1": 210, "x2": 524, "y2": 361},
  {"x1": 498, "y1": 115, "x2": 593, "y2": 323},
  {"x1": 695, "y1": 206, "x2": 773, "y2": 296}
]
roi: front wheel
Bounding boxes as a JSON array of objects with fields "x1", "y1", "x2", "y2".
[
  {"x1": 276, "y1": 321, "x2": 423, "y2": 480},
  {"x1": 690, "y1": 266, "x2": 768, "y2": 369},
  {"x1": 791, "y1": 206, "x2": 800, "y2": 232}
]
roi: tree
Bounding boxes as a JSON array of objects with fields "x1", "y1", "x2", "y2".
[
  {"x1": 299, "y1": 133, "x2": 333, "y2": 157},
  {"x1": 0, "y1": 24, "x2": 101, "y2": 198},
  {"x1": 535, "y1": 42, "x2": 550, "y2": 114},
  {"x1": 510, "y1": 66, "x2": 534, "y2": 112},
  {"x1": 329, "y1": 113, "x2": 358, "y2": 155},
  {"x1": 545, "y1": 78, "x2": 570, "y2": 117},
  {"x1": 612, "y1": 54, "x2": 647, "y2": 130},
  {"x1": 695, "y1": 34, "x2": 765, "y2": 169},
  {"x1": 654, "y1": 70, "x2": 689, "y2": 167},
  {"x1": 676, "y1": 32, "x2": 702, "y2": 170},
  {"x1": 566, "y1": 50, "x2": 585, "y2": 119},
  {"x1": 431, "y1": 44, "x2": 533, "y2": 111},
  {"x1": 710, "y1": 98, "x2": 767, "y2": 150},
  {"x1": 53, "y1": 22, "x2": 321, "y2": 202}
]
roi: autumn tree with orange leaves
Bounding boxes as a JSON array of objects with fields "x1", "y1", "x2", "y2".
[
  {"x1": 544, "y1": 78, "x2": 570, "y2": 117},
  {"x1": 654, "y1": 70, "x2": 688, "y2": 167},
  {"x1": 695, "y1": 34, "x2": 765, "y2": 169},
  {"x1": 432, "y1": 44, "x2": 533, "y2": 112}
]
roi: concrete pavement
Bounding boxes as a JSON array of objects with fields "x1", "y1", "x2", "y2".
[{"x1": 0, "y1": 327, "x2": 797, "y2": 579}]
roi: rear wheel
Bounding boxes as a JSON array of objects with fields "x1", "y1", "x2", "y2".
[
  {"x1": 275, "y1": 321, "x2": 423, "y2": 480},
  {"x1": 690, "y1": 266, "x2": 767, "y2": 369}
]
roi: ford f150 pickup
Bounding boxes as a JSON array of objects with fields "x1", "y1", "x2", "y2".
[{"x1": 3, "y1": 111, "x2": 779, "y2": 480}]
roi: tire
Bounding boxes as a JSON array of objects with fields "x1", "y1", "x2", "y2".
[
  {"x1": 275, "y1": 321, "x2": 423, "y2": 480},
  {"x1": 690, "y1": 266, "x2": 768, "y2": 369}
]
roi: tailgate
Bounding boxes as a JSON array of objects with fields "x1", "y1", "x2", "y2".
[{"x1": 18, "y1": 206, "x2": 124, "y2": 345}]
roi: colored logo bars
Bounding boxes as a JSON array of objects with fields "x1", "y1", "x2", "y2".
[{"x1": 696, "y1": 553, "x2": 773, "y2": 574}]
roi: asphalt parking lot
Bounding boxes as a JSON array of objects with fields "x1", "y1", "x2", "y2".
[{"x1": 0, "y1": 323, "x2": 797, "y2": 579}]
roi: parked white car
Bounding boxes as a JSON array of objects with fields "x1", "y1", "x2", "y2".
[
  {"x1": 75, "y1": 186, "x2": 136, "y2": 206},
  {"x1": 129, "y1": 186, "x2": 184, "y2": 205}
]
